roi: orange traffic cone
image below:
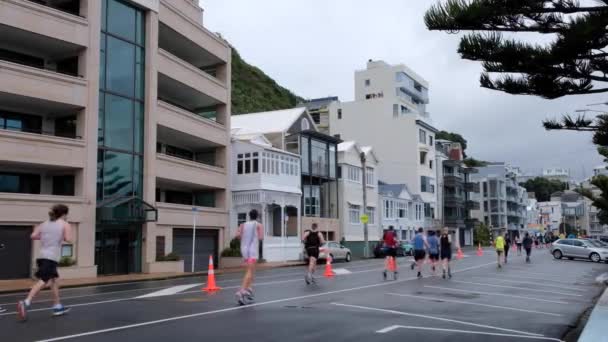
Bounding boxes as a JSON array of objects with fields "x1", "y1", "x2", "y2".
[
  {"x1": 324, "y1": 255, "x2": 335, "y2": 278},
  {"x1": 202, "y1": 255, "x2": 221, "y2": 292},
  {"x1": 476, "y1": 243, "x2": 483, "y2": 257},
  {"x1": 456, "y1": 247, "x2": 464, "y2": 260}
]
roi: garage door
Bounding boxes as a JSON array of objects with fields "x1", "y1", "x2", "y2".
[
  {"x1": 0, "y1": 226, "x2": 32, "y2": 279},
  {"x1": 173, "y1": 229, "x2": 218, "y2": 272}
]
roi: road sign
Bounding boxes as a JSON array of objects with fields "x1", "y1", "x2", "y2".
[{"x1": 360, "y1": 214, "x2": 369, "y2": 224}]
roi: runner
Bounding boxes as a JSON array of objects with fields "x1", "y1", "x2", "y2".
[
  {"x1": 439, "y1": 228, "x2": 452, "y2": 279},
  {"x1": 235, "y1": 209, "x2": 264, "y2": 305},
  {"x1": 17, "y1": 204, "x2": 72, "y2": 321},
  {"x1": 534, "y1": 235, "x2": 540, "y2": 249},
  {"x1": 427, "y1": 230, "x2": 440, "y2": 276},
  {"x1": 495, "y1": 230, "x2": 505, "y2": 268},
  {"x1": 515, "y1": 233, "x2": 522, "y2": 256},
  {"x1": 504, "y1": 233, "x2": 512, "y2": 264},
  {"x1": 382, "y1": 226, "x2": 398, "y2": 280},
  {"x1": 410, "y1": 227, "x2": 428, "y2": 278},
  {"x1": 523, "y1": 232, "x2": 533, "y2": 263},
  {"x1": 302, "y1": 223, "x2": 325, "y2": 284}
]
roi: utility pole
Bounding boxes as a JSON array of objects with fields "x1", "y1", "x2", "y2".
[{"x1": 360, "y1": 151, "x2": 369, "y2": 258}]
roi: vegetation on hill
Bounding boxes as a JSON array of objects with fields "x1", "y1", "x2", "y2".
[
  {"x1": 520, "y1": 177, "x2": 568, "y2": 202},
  {"x1": 231, "y1": 49, "x2": 304, "y2": 115}
]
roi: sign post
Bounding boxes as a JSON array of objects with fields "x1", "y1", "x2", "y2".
[{"x1": 192, "y1": 207, "x2": 198, "y2": 273}]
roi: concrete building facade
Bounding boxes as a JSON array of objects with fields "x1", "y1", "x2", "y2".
[{"x1": 0, "y1": 0, "x2": 231, "y2": 279}]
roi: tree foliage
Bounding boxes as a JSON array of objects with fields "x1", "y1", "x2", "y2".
[
  {"x1": 463, "y1": 157, "x2": 489, "y2": 167},
  {"x1": 231, "y1": 49, "x2": 304, "y2": 115},
  {"x1": 474, "y1": 222, "x2": 491, "y2": 246},
  {"x1": 520, "y1": 177, "x2": 567, "y2": 201},
  {"x1": 577, "y1": 175, "x2": 608, "y2": 225},
  {"x1": 425, "y1": 0, "x2": 608, "y2": 99},
  {"x1": 436, "y1": 130, "x2": 469, "y2": 157}
]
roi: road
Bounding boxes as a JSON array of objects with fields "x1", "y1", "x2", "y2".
[{"x1": 1, "y1": 248, "x2": 606, "y2": 342}]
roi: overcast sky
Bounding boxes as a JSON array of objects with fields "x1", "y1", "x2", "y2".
[{"x1": 200, "y1": 0, "x2": 606, "y2": 180}]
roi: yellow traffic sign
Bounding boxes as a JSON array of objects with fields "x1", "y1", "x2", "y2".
[{"x1": 360, "y1": 214, "x2": 369, "y2": 224}]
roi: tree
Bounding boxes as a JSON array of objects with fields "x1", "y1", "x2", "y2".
[
  {"x1": 474, "y1": 222, "x2": 491, "y2": 246},
  {"x1": 577, "y1": 175, "x2": 608, "y2": 225},
  {"x1": 520, "y1": 177, "x2": 567, "y2": 201},
  {"x1": 463, "y1": 157, "x2": 489, "y2": 168},
  {"x1": 425, "y1": 0, "x2": 608, "y2": 99},
  {"x1": 436, "y1": 130, "x2": 468, "y2": 157}
]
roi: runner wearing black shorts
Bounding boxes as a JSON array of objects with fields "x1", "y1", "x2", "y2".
[{"x1": 411, "y1": 227, "x2": 428, "y2": 278}]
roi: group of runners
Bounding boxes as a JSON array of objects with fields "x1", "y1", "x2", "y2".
[{"x1": 494, "y1": 229, "x2": 535, "y2": 267}]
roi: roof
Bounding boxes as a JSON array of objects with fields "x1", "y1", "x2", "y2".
[
  {"x1": 379, "y1": 183, "x2": 413, "y2": 200},
  {"x1": 338, "y1": 141, "x2": 356, "y2": 152},
  {"x1": 338, "y1": 142, "x2": 379, "y2": 164},
  {"x1": 231, "y1": 108, "x2": 309, "y2": 134},
  {"x1": 299, "y1": 97, "x2": 339, "y2": 111}
]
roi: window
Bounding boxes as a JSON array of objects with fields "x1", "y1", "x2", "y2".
[
  {"x1": 55, "y1": 116, "x2": 77, "y2": 138},
  {"x1": 52, "y1": 175, "x2": 75, "y2": 196},
  {"x1": 301, "y1": 119, "x2": 310, "y2": 131},
  {"x1": 420, "y1": 151, "x2": 427, "y2": 165},
  {"x1": 237, "y1": 152, "x2": 259, "y2": 175},
  {"x1": 155, "y1": 236, "x2": 165, "y2": 261},
  {"x1": 429, "y1": 160, "x2": 433, "y2": 170},
  {"x1": 348, "y1": 166, "x2": 361, "y2": 182},
  {"x1": 400, "y1": 105, "x2": 410, "y2": 114},
  {"x1": 311, "y1": 139, "x2": 328, "y2": 176},
  {"x1": 419, "y1": 129, "x2": 427, "y2": 144},
  {"x1": 367, "y1": 207, "x2": 375, "y2": 224},
  {"x1": 0, "y1": 172, "x2": 40, "y2": 194},
  {"x1": 329, "y1": 144, "x2": 336, "y2": 178},
  {"x1": 415, "y1": 204, "x2": 422, "y2": 220},
  {"x1": 304, "y1": 185, "x2": 320, "y2": 217},
  {"x1": 194, "y1": 191, "x2": 216, "y2": 207},
  {"x1": 384, "y1": 200, "x2": 390, "y2": 219},
  {"x1": 337, "y1": 109, "x2": 342, "y2": 119},
  {"x1": 397, "y1": 202, "x2": 407, "y2": 218},
  {"x1": 365, "y1": 79, "x2": 370, "y2": 86},
  {"x1": 349, "y1": 204, "x2": 361, "y2": 224},
  {"x1": 421, "y1": 176, "x2": 434, "y2": 193},
  {"x1": 301, "y1": 136, "x2": 310, "y2": 175},
  {"x1": 424, "y1": 203, "x2": 433, "y2": 218},
  {"x1": 365, "y1": 167, "x2": 374, "y2": 186},
  {"x1": 429, "y1": 136, "x2": 434, "y2": 146},
  {"x1": 310, "y1": 112, "x2": 320, "y2": 124},
  {"x1": 237, "y1": 213, "x2": 247, "y2": 226},
  {"x1": 0, "y1": 111, "x2": 42, "y2": 134},
  {"x1": 366, "y1": 94, "x2": 372, "y2": 100}
]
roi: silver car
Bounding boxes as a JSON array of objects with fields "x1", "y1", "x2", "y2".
[
  {"x1": 551, "y1": 238, "x2": 608, "y2": 263},
  {"x1": 318, "y1": 242, "x2": 352, "y2": 262}
]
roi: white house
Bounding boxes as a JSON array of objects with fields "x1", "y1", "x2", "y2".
[
  {"x1": 378, "y1": 183, "x2": 425, "y2": 243},
  {"x1": 337, "y1": 141, "x2": 379, "y2": 256},
  {"x1": 538, "y1": 201, "x2": 562, "y2": 233}
]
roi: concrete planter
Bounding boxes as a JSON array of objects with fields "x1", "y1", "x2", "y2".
[
  {"x1": 57, "y1": 265, "x2": 97, "y2": 279},
  {"x1": 219, "y1": 257, "x2": 242, "y2": 269},
  {"x1": 145, "y1": 260, "x2": 184, "y2": 274}
]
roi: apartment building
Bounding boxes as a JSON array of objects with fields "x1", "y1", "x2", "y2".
[
  {"x1": 300, "y1": 96, "x2": 339, "y2": 135},
  {"x1": 337, "y1": 141, "x2": 379, "y2": 256},
  {"x1": 0, "y1": 0, "x2": 231, "y2": 279},
  {"x1": 328, "y1": 60, "x2": 440, "y2": 229},
  {"x1": 469, "y1": 163, "x2": 528, "y2": 238},
  {"x1": 231, "y1": 108, "x2": 341, "y2": 241}
]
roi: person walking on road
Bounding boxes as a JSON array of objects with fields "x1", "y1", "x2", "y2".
[
  {"x1": 523, "y1": 232, "x2": 533, "y2": 263},
  {"x1": 235, "y1": 209, "x2": 264, "y2": 305},
  {"x1": 515, "y1": 233, "x2": 522, "y2": 256},
  {"x1": 411, "y1": 227, "x2": 428, "y2": 278},
  {"x1": 504, "y1": 234, "x2": 512, "y2": 264},
  {"x1": 440, "y1": 228, "x2": 452, "y2": 279},
  {"x1": 427, "y1": 230, "x2": 440, "y2": 276},
  {"x1": 303, "y1": 223, "x2": 325, "y2": 284},
  {"x1": 495, "y1": 231, "x2": 505, "y2": 269},
  {"x1": 17, "y1": 204, "x2": 72, "y2": 321},
  {"x1": 382, "y1": 226, "x2": 398, "y2": 280}
]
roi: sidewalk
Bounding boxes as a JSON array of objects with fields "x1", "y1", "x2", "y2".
[{"x1": 0, "y1": 260, "x2": 305, "y2": 294}]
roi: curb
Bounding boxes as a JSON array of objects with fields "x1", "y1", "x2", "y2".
[
  {"x1": 0, "y1": 262, "x2": 306, "y2": 295},
  {"x1": 578, "y1": 282, "x2": 608, "y2": 342}
]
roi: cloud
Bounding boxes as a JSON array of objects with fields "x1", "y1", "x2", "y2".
[{"x1": 200, "y1": 0, "x2": 605, "y2": 179}]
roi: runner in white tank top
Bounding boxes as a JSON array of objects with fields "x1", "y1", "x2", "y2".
[
  {"x1": 235, "y1": 209, "x2": 264, "y2": 305},
  {"x1": 17, "y1": 204, "x2": 73, "y2": 321}
]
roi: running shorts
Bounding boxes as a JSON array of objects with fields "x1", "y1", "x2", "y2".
[
  {"x1": 385, "y1": 247, "x2": 397, "y2": 258},
  {"x1": 414, "y1": 249, "x2": 426, "y2": 261},
  {"x1": 496, "y1": 249, "x2": 503, "y2": 256},
  {"x1": 35, "y1": 258, "x2": 59, "y2": 283},
  {"x1": 441, "y1": 249, "x2": 452, "y2": 260},
  {"x1": 306, "y1": 247, "x2": 320, "y2": 259},
  {"x1": 429, "y1": 253, "x2": 440, "y2": 261}
]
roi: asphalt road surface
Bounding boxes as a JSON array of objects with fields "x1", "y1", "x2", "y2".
[{"x1": 1, "y1": 248, "x2": 606, "y2": 342}]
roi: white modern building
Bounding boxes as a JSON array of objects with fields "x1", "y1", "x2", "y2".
[
  {"x1": 538, "y1": 200, "x2": 562, "y2": 233},
  {"x1": 378, "y1": 183, "x2": 425, "y2": 242},
  {"x1": 230, "y1": 128, "x2": 302, "y2": 262},
  {"x1": 542, "y1": 168, "x2": 571, "y2": 183},
  {"x1": 328, "y1": 60, "x2": 440, "y2": 229},
  {"x1": 337, "y1": 141, "x2": 379, "y2": 256}
]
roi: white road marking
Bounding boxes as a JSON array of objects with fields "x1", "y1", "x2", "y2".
[
  {"x1": 136, "y1": 284, "x2": 202, "y2": 299},
  {"x1": 470, "y1": 276, "x2": 588, "y2": 292},
  {"x1": 386, "y1": 293, "x2": 562, "y2": 317},
  {"x1": 375, "y1": 325, "x2": 563, "y2": 341},
  {"x1": 497, "y1": 273, "x2": 595, "y2": 287},
  {"x1": 505, "y1": 269, "x2": 590, "y2": 282},
  {"x1": 424, "y1": 286, "x2": 569, "y2": 305},
  {"x1": 450, "y1": 280, "x2": 583, "y2": 297},
  {"x1": 331, "y1": 302, "x2": 543, "y2": 337},
  {"x1": 35, "y1": 261, "x2": 498, "y2": 341},
  {"x1": 333, "y1": 268, "x2": 352, "y2": 275}
]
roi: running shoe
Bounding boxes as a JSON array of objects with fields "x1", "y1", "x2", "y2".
[
  {"x1": 244, "y1": 288, "x2": 254, "y2": 300},
  {"x1": 448, "y1": 271, "x2": 452, "y2": 279},
  {"x1": 17, "y1": 301, "x2": 28, "y2": 321},
  {"x1": 52, "y1": 305, "x2": 70, "y2": 316},
  {"x1": 383, "y1": 270, "x2": 387, "y2": 280},
  {"x1": 417, "y1": 272, "x2": 422, "y2": 279},
  {"x1": 236, "y1": 290, "x2": 246, "y2": 305},
  {"x1": 442, "y1": 270, "x2": 446, "y2": 279},
  {"x1": 410, "y1": 263, "x2": 415, "y2": 270},
  {"x1": 305, "y1": 273, "x2": 311, "y2": 285},
  {"x1": 393, "y1": 271, "x2": 398, "y2": 280}
]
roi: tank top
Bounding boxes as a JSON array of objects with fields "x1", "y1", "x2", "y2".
[
  {"x1": 413, "y1": 233, "x2": 425, "y2": 250},
  {"x1": 440, "y1": 235, "x2": 451, "y2": 251},
  {"x1": 383, "y1": 231, "x2": 397, "y2": 248},
  {"x1": 39, "y1": 220, "x2": 64, "y2": 262},
  {"x1": 240, "y1": 221, "x2": 259, "y2": 248},
  {"x1": 428, "y1": 236, "x2": 439, "y2": 254},
  {"x1": 305, "y1": 230, "x2": 321, "y2": 248}
]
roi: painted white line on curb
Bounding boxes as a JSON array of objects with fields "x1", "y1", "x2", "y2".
[
  {"x1": 450, "y1": 280, "x2": 582, "y2": 297},
  {"x1": 136, "y1": 284, "x2": 203, "y2": 299},
  {"x1": 375, "y1": 325, "x2": 563, "y2": 341},
  {"x1": 386, "y1": 293, "x2": 562, "y2": 317},
  {"x1": 331, "y1": 302, "x2": 543, "y2": 337},
  {"x1": 424, "y1": 286, "x2": 569, "y2": 305},
  {"x1": 35, "y1": 262, "x2": 497, "y2": 341}
]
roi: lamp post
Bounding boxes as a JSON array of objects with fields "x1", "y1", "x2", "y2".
[{"x1": 360, "y1": 151, "x2": 369, "y2": 258}]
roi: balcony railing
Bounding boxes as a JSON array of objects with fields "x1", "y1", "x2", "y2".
[{"x1": 0, "y1": 127, "x2": 80, "y2": 139}]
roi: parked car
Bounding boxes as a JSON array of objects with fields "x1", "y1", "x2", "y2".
[
  {"x1": 373, "y1": 241, "x2": 413, "y2": 258},
  {"x1": 551, "y1": 238, "x2": 608, "y2": 263},
  {"x1": 303, "y1": 241, "x2": 352, "y2": 262}
]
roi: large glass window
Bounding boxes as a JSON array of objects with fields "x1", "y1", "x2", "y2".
[
  {"x1": 301, "y1": 136, "x2": 309, "y2": 175},
  {"x1": 104, "y1": 94, "x2": 134, "y2": 151},
  {"x1": 0, "y1": 111, "x2": 42, "y2": 134},
  {"x1": 52, "y1": 175, "x2": 75, "y2": 196},
  {"x1": 311, "y1": 139, "x2": 328, "y2": 177},
  {"x1": 106, "y1": 36, "x2": 136, "y2": 97},
  {"x1": 304, "y1": 185, "x2": 320, "y2": 217},
  {"x1": 329, "y1": 144, "x2": 336, "y2": 178},
  {"x1": 349, "y1": 204, "x2": 360, "y2": 224},
  {"x1": 106, "y1": 0, "x2": 136, "y2": 42},
  {"x1": 0, "y1": 172, "x2": 40, "y2": 194},
  {"x1": 102, "y1": 151, "x2": 133, "y2": 198}
]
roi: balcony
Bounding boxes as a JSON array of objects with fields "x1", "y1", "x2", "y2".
[
  {"x1": 163, "y1": 0, "x2": 203, "y2": 25},
  {"x1": 157, "y1": 100, "x2": 228, "y2": 147},
  {"x1": 0, "y1": 0, "x2": 88, "y2": 48},
  {"x1": 156, "y1": 202, "x2": 227, "y2": 228},
  {"x1": 0, "y1": 60, "x2": 86, "y2": 107},
  {"x1": 444, "y1": 175, "x2": 464, "y2": 186},
  {"x1": 444, "y1": 194, "x2": 464, "y2": 208},
  {"x1": 159, "y1": 0, "x2": 230, "y2": 64},
  {"x1": 465, "y1": 182, "x2": 480, "y2": 193},
  {"x1": 0, "y1": 192, "x2": 86, "y2": 224},
  {"x1": 395, "y1": 77, "x2": 429, "y2": 104},
  {"x1": 465, "y1": 200, "x2": 480, "y2": 211},
  {"x1": 444, "y1": 217, "x2": 465, "y2": 227},
  {"x1": 156, "y1": 153, "x2": 226, "y2": 189},
  {"x1": 0, "y1": 129, "x2": 85, "y2": 168}
]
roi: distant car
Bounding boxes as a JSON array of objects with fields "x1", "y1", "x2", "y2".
[
  {"x1": 551, "y1": 238, "x2": 608, "y2": 263},
  {"x1": 303, "y1": 241, "x2": 352, "y2": 262},
  {"x1": 373, "y1": 241, "x2": 413, "y2": 258}
]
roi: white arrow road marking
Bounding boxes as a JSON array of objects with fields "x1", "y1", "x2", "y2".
[
  {"x1": 136, "y1": 284, "x2": 203, "y2": 299},
  {"x1": 332, "y1": 268, "x2": 352, "y2": 275}
]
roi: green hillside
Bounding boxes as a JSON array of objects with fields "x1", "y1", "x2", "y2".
[{"x1": 231, "y1": 49, "x2": 304, "y2": 115}]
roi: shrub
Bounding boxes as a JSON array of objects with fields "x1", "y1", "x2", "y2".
[
  {"x1": 58, "y1": 256, "x2": 76, "y2": 267},
  {"x1": 156, "y1": 252, "x2": 181, "y2": 262},
  {"x1": 221, "y1": 239, "x2": 242, "y2": 258}
]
